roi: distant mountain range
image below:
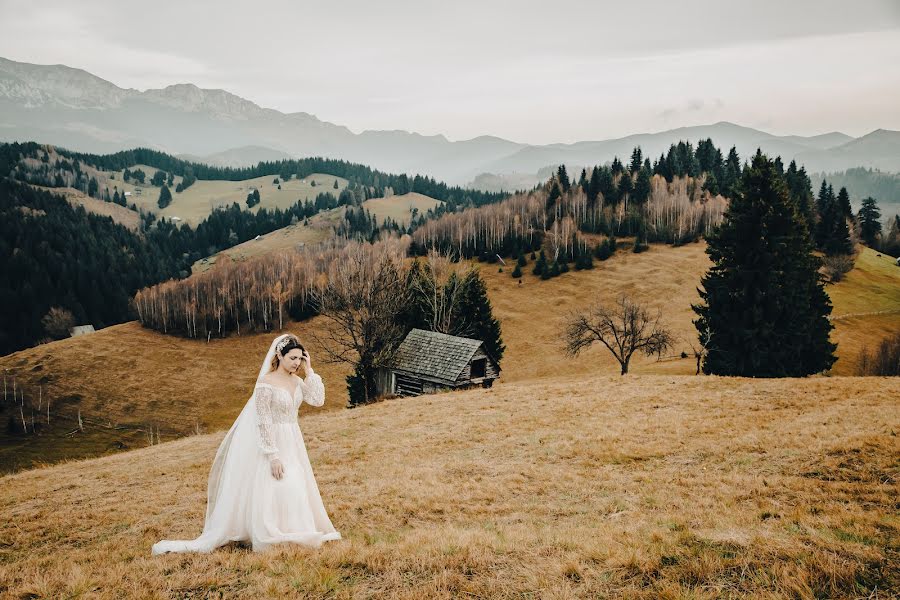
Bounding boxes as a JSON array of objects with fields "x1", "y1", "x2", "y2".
[{"x1": 2, "y1": 57, "x2": 899, "y2": 188}]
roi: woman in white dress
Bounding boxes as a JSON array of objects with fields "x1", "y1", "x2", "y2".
[{"x1": 152, "y1": 333, "x2": 341, "y2": 554}]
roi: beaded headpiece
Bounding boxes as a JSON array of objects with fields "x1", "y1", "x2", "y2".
[{"x1": 275, "y1": 335, "x2": 293, "y2": 356}]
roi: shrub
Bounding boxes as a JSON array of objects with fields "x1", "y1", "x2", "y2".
[
  {"x1": 858, "y1": 332, "x2": 900, "y2": 376},
  {"x1": 822, "y1": 254, "x2": 854, "y2": 283}
]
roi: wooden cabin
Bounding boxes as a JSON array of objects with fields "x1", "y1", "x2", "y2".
[{"x1": 376, "y1": 328, "x2": 501, "y2": 397}]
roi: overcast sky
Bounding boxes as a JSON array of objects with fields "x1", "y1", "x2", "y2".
[{"x1": 1, "y1": 0, "x2": 899, "y2": 144}]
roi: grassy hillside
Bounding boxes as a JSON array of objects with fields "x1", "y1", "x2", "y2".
[
  {"x1": 190, "y1": 192, "x2": 444, "y2": 273},
  {"x1": 0, "y1": 374, "x2": 895, "y2": 598},
  {"x1": 826, "y1": 247, "x2": 900, "y2": 375},
  {"x1": 190, "y1": 218, "x2": 334, "y2": 274},
  {"x1": 361, "y1": 192, "x2": 443, "y2": 226},
  {"x1": 30, "y1": 184, "x2": 141, "y2": 230},
  {"x1": 110, "y1": 170, "x2": 349, "y2": 226},
  {"x1": 2, "y1": 242, "x2": 897, "y2": 474},
  {"x1": 0, "y1": 321, "x2": 352, "y2": 474}
]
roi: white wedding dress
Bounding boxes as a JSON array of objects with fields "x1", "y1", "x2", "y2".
[{"x1": 152, "y1": 335, "x2": 341, "y2": 554}]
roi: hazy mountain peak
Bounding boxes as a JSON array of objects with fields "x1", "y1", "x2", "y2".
[
  {"x1": 139, "y1": 83, "x2": 266, "y2": 119},
  {"x1": 0, "y1": 56, "x2": 132, "y2": 109}
]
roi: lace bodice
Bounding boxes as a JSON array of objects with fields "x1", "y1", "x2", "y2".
[{"x1": 254, "y1": 373, "x2": 325, "y2": 461}]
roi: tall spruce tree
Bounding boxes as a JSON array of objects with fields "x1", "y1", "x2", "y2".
[
  {"x1": 837, "y1": 186, "x2": 853, "y2": 220},
  {"x1": 822, "y1": 194, "x2": 853, "y2": 256},
  {"x1": 629, "y1": 147, "x2": 643, "y2": 173},
  {"x1": 557, "y1": 165, "x2": 571, "y2": 193},
  {"x1": 459, "y1": 270, "x2": 505, "y2": 363},
  {"x1": 857, "y1": 197, "x2": 882, "y2": 247},
  {"x1": 157, "y1": 184, "x2": 172, "y2": 209},
  {"x1": 692, "y1": 151, "x2": 836, "y2": 377}
]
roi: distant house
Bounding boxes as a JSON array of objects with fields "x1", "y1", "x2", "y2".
[
  {"x1": 376, "y1": 328, "x2": 501, "y2": 397},
  {"x1": 69, "y1": 325, "x2": 95, "y2": 337},
  {"x1": 123, "y1": 191, "x2": 132, "y2": 197}
]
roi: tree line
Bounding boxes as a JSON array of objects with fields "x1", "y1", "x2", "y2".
[{"x1": 132, "y1": 238, "x2": 504, "y2": 406}]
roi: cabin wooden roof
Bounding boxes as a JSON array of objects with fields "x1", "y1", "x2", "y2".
[{"x1": 392, "y1": 328, "x2": 492, "y2": 382}]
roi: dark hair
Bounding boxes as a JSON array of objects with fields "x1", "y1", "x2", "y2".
[{"x1": 279, "y1": 336, "x2": 304, "y2": 357}]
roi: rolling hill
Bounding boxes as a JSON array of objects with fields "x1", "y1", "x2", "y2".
[
  {"x1": 2, "y1": 242, "x2": 897, "y2": 474},
  {"x1": 94, "y1": 166, "x2": 350, "y2": 227},
  {"x1": 0, "y1": 372, "x2": 895, "y2": 597}
]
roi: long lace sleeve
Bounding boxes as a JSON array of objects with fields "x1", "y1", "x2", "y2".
[
  {"x1": 254, "y1": 385, "x2": 279, "y2": 461},
  {"x1": 300, "y1": 371, "x2": 325, "y2": 407}
]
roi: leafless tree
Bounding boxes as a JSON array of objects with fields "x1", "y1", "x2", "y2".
[
  {"x1": 309, "y1": 240, "x2": 409, "y2": 404},
  {"x1": 564, "y1": 295, "x2": 674, "y2": 375},
  {"x1": 407, "y1": 248, "x2": 472, "y2": 334},
  {"x1": 41, "y1": 307, "x2": 75, "y2": 339}
]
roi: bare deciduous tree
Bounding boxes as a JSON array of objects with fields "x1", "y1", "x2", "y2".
[
  {"x1": 407, "y1": 249, "x2": 472, "y2": 335},
  {"x1": 41, "y1": 307, "x2": 75, "y2": 339},
  {"x1": 309, "y1": 241, "x2": 409, "y2": 404},
  {"x1": 564, "y1": 295, "x2": 673, "y2": 375}
]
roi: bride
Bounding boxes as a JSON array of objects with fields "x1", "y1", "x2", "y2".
[{"x1": 152, "y1": 333, "x2": 341, "y2": 554}]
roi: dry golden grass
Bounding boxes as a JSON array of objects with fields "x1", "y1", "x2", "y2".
[
  {"x1": 0, "y1": 374, "x2": 896, "y2": 598},
  {"x1": 361, "y1": 192, "x2": 444, "y2": 226},
  {"x1": 191, "y1": 221, "x2": 333, "y2": 274},
  {"x1": 0, "y1": 321, "x2": 351, "y2": 474},
  {"x1": 479, "y1": 241, "x2": 712, "y2": 381}
]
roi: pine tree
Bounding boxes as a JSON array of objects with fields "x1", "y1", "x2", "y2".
[
  {"x1": 557, "y1": 165, "x2": 570, "y2": 193},
  {"x1": 629, "y1": 147, "x2": 643, "y2": 173},
  {"x1": 533, "y1": 250, "x2": 547, "y2": 276},
  {"x1": 157, "y1": 184, "x2": 172, "y2": 209},
  {"x1": 633, "y1": 167, "x2": 652, "y2": 204},
  {"x1": 546, "y1": 181, "x2": 561, "y2": 210},
  {"x1": 837, "y1": 187, "x2": 853, "y2": 220},
  {"x1": 511, "y1": 264, "x2": 522, "y2": 278},
  {"x1": 545, "y1": 260, "x2": 559, "y2": 279},
  {"x1": 821, "y1": 190, "x2": 853, "y2": 256},
  {"x1": 574, "y1": 243, "x2": 594, "y2": 269},
  {"x1": 784, "y1": 161, "x2": 815, "y2": 239},
  {"x1": 616, "y1": 172, "x2": 633, "y2": 206},
  {"x1": 692, "y1": 151, "x2": 836, "y2": 376},
  {"x1": 722, "y1": 147, "x2": 741, "y2": 197},
  {"x1": 459, "y1": 271, "x2": 505, "y2": 363},
  {"x1": 587, "y1": 167, "x2": 601, "y2": 204},
  {"x1": 611, "y1": 157, "x2": 624, "y2": 175},
  {"x1": 857, "y1": 197, "x2": 882, "y2": 247}
]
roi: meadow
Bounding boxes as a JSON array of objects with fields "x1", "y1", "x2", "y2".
[{"x1": 0, "y1": 374, "x2": 896, "y2": 598}]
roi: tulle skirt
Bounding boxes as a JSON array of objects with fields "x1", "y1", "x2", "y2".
[{"x1": 152, "y1": 422, "x2": 341, "y2": 554}]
